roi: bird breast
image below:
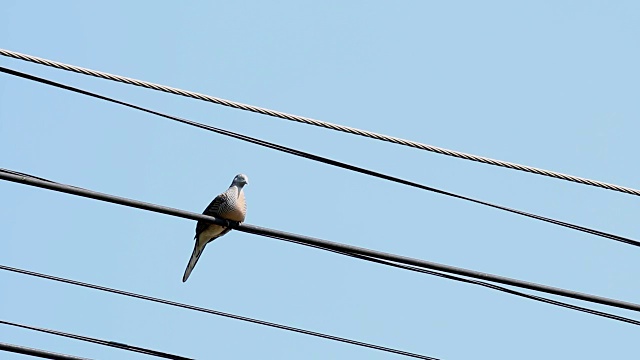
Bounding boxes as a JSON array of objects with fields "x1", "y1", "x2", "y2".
[{"x1": 221, "y1": 190, "x2": 246, "y2": 222}]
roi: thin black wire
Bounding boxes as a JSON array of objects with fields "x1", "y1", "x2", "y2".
[
  {"x1": 2, "y1": 168, "x2": 640, "y2": 314},
  {"x1": 0, "y1": 319, "x2": 193, "y2": 360},
  {"x1": 0, "y1": 264, "x2": 438, "y2": 360},
  {"x1": 0, "y1": 66, "x2": 637, "y2": 248},
  {"x1": 0, "y1": 341, "x2": 89, "y2": 360},
  {"x1": 268, "y1": 234, "x2": 640, "y2": 326}
]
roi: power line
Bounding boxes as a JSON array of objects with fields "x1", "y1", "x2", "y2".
[
  {"x1": 0, "y1": 265, "x2": 438, "y2": 360},
  {"x1": 0, "y1": 341, "x2": 89, "y2": 360},
  {"x1": 0, "y1": 319, "x2": 193, "y2": 360},
  {"x1": 2, "y1": 170, "x2": 638, "y2": 327},
  {"x1": 281, "y1": 236, "x2": 640, "y2": 326},
  {"x1": 1, "y1": 168, "x2": 639, "y2": 313},
  {"x1": 7, "y1": 260, "x2": 640, "y2": 360},
  {"x1": 1, "y1": 67, "x2": 637, "y2": 249},
  {"x1": 1, "y1": 48, "x2": 637, "y2": 197}
]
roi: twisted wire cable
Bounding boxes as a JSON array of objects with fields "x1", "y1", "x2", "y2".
[{"x1": 1, "y1": 48, "x2": 638, "y2": 196}]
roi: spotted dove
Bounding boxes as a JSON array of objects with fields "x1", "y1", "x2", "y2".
[{"x1": 182, "y1": 174, "x2": 248, "y2": 282}]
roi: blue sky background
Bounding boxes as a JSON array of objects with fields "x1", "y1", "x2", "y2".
[{"x1": 1, "y1": 1, "x2": 640, "y2": 359}]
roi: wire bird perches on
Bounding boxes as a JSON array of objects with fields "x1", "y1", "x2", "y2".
[
  {"x1": 2, "y1": 168, "x2": 640, "y2": 319},
  {"x1": 1, "y1": 48, "x2": 638, "y2": 196},
  {"x1": 0, "y1": 264, "x2": 438, "y2": 360},
  {"x1": 0, "y1": 66, "x2": 637, "y2": 249},
  {"x1": 277, "y1": 235, "x2": 640, "y2": 327},
  {"x1": 0, "y1": 319, "x2": 193, "y2": 360}
]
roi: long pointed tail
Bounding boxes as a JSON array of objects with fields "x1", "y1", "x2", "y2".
[{"x1": 182, "y1": 242, "x2": 206, "y2": 282}]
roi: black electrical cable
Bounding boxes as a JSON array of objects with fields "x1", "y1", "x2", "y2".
[
  {"x1": 1, "y1": 168, "x2": 639, "y2": 314},
  {"x1": 0, "y1": 66, "x2": 636, "y2": 248},
  {"x1": 271, "y1": 235, "x2": 640, "y2": 326},
  {"x1": 0, "y1": 264, "x2": 438, "y2": 360},
  {"x1": 4, "y1": 169, "x2": 639, "y2": 327},
  {"x1": 0, "y1": 319, "x2": 193, "y2": 360},
  {"x1": 0, "y1": 341, "x2": 89, "y2": 360}
]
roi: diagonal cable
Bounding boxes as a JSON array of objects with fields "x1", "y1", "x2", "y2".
[
  {"x1": 1, "y1": 48, "x2": 638, "y2": 196},
  {"x1": 0, "y1": 264, "x2": 438, "y2": 360},
  {"x1": 0, "y1": 319, "x2": 192, "y2": 360},
  {"x1": 1, "y1": 168, "x2": 639, "y2": 313},
  {"x1": 0, "y1": 341, "x2": 89, "y2": 360},
  {"x1": 0, "y1": 66, "x2": 637, "y2": 248},
  {"x1": 268, "y1": 234, "x2": 640, "y2": 326}
]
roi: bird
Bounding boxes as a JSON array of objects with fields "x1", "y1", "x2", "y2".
[{"x1": 182, "y1": 174, "x2": 248, "y2": 282}]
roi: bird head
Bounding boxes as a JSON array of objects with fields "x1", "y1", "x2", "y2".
[{"x1": 232, "y1": 174, "x2": 249, "y2": 187}]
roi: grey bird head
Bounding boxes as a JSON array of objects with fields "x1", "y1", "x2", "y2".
[{"x1": 231, "y1": 174, "x2": 249, "y2": 187}]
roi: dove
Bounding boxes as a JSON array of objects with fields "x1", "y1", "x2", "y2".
[{"x1": 182, "y1": 174, "x2": 248, "y2": 282}]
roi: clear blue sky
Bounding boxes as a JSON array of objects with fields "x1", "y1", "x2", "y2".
[{"x1": 1, "y1": 1, "x2": 639, "y2": 359}]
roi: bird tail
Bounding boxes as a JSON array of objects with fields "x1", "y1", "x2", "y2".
[{"x1": 182, "y1": 242, "x2": 206, "y2": 282}]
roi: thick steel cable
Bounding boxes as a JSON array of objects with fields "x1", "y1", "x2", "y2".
[
  {"x1": 0, "y1": 341, "x2": 89, "y2": 360},
  {"x1": 0, "y1": 319, "x2": 193, "y2": 360},
  {"x1": 0, "y1": 265, "x2": 438, "y2": 360},
  {"x1": 1, "y1": 66, "x2": 637, "y2": 248},
  {"x1": 1, "y1": 169, "x2": 640, "y2": 313},
  {"x1": 1, "y1": 48, "x2": 638, "y2": 196}
]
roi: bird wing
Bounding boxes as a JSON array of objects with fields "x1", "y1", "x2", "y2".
[{"x1": 195, "y1": 192, "x2": 228, "y2": 238}]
